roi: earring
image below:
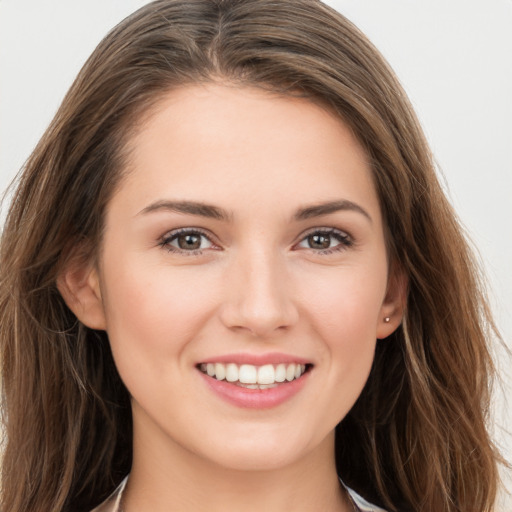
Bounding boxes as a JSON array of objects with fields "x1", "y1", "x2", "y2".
[{"x1": 384, "y1": 317, "x2": 390, "y2": 323}]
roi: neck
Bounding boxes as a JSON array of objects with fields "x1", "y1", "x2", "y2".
[{"x1": 123, "y1": 421, "x2": 352, "y2": 512}]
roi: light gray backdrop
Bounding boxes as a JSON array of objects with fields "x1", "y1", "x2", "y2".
[{"x1": 1, "y1": 0, "x2": 511, "y2": 507}]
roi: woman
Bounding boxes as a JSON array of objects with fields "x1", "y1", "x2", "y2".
[{"x1": 0, "y1": 1, "x2": 503, "y2": 510}]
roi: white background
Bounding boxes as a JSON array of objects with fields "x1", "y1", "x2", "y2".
[{"x1": 1, "y1": 0, "x2": 511, "y2": 508}]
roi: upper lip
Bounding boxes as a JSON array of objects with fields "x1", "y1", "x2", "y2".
[{"x1": 198, "y1": 352, "x2": 311, "y2": 366}]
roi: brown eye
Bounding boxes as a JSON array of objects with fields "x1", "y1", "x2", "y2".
[
  {"x1": 307, "y1": 233, "x2": 331, "y2": 249},
  {"x1": 296, "y1": 229, "x2": 352, "y2": 253},
  {"x1": 162, "y1": 230, "x2": 214, "y2": 253},
  {"x1": 177, "y1": 233, "x2": 202, "y2": 250}
]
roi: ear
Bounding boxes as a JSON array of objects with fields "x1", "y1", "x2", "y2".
[
  {"x1": 56, "y1": 256, "x2": 107, "y2": 331},
  {"x1": 376, "y1": 264, "x2": 407, "y2": 340}
]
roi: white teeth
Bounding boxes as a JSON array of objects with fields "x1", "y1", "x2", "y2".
[
  {"x1": 257, "y1": 383, "x2": 278, "y2": 389},
  {"x1": 238, "y1": 382, "x2": 278, "y2": 390},
  {"x1": 257, "y1": 364, "x2": 275, "y2": 385},
  {"x1": 239, "y1": 364, "x2": 257, "y2": 384},
  {"x1": 225, "y1": 363, "x2": 238, "y2": 382},
  {"x1": 285, "y1": 364, "x2": 296, "y2": 382},
  {"x1": 200, "y1": 362, "x2": 308, "y2": 385},
  {"x1": 215, "y1": 363, "x2": 226, "y2": 381},
  {"x1": 275, "y1": 364, "x2": 286, "y2": 382}
]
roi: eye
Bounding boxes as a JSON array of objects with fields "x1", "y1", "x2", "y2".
[
  {"x1": 296, "y1": 228, "x2": 352, "y2": 253},
  {"x1": 160, "y1": 229, "x2": 215, "y2": 254}
]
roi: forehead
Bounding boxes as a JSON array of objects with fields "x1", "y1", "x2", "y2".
[{"x1": 112, "y1": 82, "x2": 381, "y2": 223}]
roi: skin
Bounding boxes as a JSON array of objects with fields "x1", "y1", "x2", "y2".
[{"x1": 60, "y1": 83, "x2": 404, "y2": 511}]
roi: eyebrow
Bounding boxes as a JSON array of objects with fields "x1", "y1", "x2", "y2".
[
  {"x1": 294, "y1": 200, "x2": 372, "y2": 223},
  {"x1": 138, "y1": 199, "x2": 372, "y2": 223},
  {"x1": 137, "y1": 200, "x2": 231, "y2": 221}
]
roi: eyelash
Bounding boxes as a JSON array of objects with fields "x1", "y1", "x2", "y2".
[
  {"x1": 159, "y1": 227, "x2": 353, "y2": 256},
  {"x1": 297, "y1": 227, "x2": 353, "y2": 255},
  {"x1": 159, "y1": 228, "x2": 216, "y2": 256}
]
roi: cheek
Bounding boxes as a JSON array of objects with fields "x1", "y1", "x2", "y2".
[
  {"x1": 301, "y1": 260, "x2": 387, "y2": 332},
  {"x1": 100, "y1": 255, "x2": 219, "y2": 362},
  {"x1": 297, "y1": 259, "x2": 387, "y2": 376}
]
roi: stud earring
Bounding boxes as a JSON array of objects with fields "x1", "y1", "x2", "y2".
[{"x1": 384, "y1": 317, "x2": 390, "y2": 323}]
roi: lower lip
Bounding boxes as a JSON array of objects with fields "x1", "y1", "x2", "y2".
[{"x1": 199, "y1": 370, "x2": 310, "y2": 409}]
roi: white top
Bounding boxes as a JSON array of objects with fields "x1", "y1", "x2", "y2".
[{"x1": 90, "y1": 476, "x2": 387, "y2": 512}]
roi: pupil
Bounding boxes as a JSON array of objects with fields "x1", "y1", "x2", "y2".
[
  {"x1": 178, "y1": 234, "x2": 201, "y2": 250},
  {"x1": 309, "y1": 234, "x2": 330, "y2": 249}
]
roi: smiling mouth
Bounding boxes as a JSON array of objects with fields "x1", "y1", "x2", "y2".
[{"x1": 198, "y1": 362, "x2": 312, "y2": 389}]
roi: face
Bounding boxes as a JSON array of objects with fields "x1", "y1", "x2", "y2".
[{"x1": 71, "y1": 83, "x2": 402, "y2": 473}]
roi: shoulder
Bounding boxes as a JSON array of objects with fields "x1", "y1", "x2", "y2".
[
  {"x1": 346, "y1": 486, "x2": 388, "y2": 512},
  {"x1": 91, "y1": 476, "x2": 386, "y2": 512},
  {"x1": 90, "y1": 477, "x2": 127, "y2": 512}
]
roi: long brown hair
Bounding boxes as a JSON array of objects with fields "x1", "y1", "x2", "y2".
[{"x1": 0, "y1": 1, "x2": 503, "y2": 510}]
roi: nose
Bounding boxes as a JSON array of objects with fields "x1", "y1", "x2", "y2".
[{"x1": 219, "y1": 248, "x2": 299, "y2": 338}]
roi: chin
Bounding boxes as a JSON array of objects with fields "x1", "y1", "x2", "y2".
[{"x1": 198, "y1": 427, "x2": 326, "y2": 473}]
